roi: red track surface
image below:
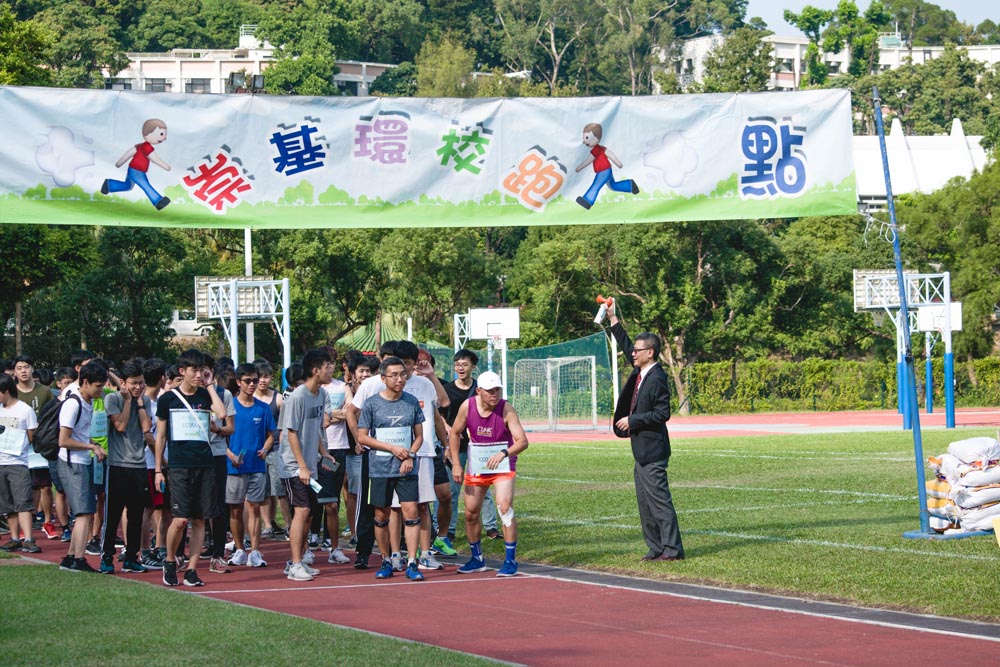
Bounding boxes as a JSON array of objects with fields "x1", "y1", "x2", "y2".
[{"x1": 22, "y1": 408, "x2": 1000, "y2": 665}]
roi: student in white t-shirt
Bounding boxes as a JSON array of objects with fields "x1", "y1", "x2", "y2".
[
  {"x1": 0, "y1": 376, "x2": 40, "y2": 554},
  {"x1": 57, "y1": 362, "x2": 108, "y2": 573}
]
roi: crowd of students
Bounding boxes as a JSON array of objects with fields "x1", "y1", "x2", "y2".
[{"x1": 0, "y1": 341, "x2": 528, "y2": 586}]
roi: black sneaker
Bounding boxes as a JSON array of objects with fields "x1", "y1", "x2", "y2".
[
  {"x1": 75, "y1": 558, "x2": 98, "y2": 573},
  {"x1": 20, "y1": 539, "x2": 42, "y2": 554},
  {"x1": 353, "y1": 554, "x2": 369, "y2": 570},
  {"x1": 183, "y1": 569, "x2": 205, "y2": 587},
  {"x1": 162, "y1": 560, "x2": 179, "y2": 586},
  {"x1": 141, "y1": 550, "x2": 164, "y2": 570},
  {"x1": 114, "y1": 536, "x2": 125, "y2": 548},
  {"x1": 0, "y1": 539, "x2": 22, "y2": 552},
  {"x1": 59, "y1": 555, "x2": 77, "y2": 571},
  {"x1": 84, "y1": 537, "x2": 101, "y2": 555}
]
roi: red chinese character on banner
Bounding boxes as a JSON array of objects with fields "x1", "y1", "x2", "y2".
[
  {"x1": 502, "y1": 146, "x2": 566, "y2": 211},
  {"x1": 182, "y1": 151, "x2": 253, "y2": 213}
]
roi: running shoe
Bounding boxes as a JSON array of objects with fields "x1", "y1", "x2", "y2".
[
  {"x1": 308, "y1": 532, "x2": 319, "y2": 549},
  {"x1": 348, "y1": 535, "x2": 357, "y2": 548},
  {"x1": 99, "y1": 557, "x2": 115, "y2": 574},
  {"x1": 259, "y1": 527, "x2": 274, "y2": 539},
  {"x1": 162, "y1": 560, "x2": 179, "y2": 586},
  {"x1": 354, "y1": 554, "x2": 369, "y2": 570},
  {"x1": 286, "y1": 562, "x2": 314, "y2": 581},
  {"x1": 59, "y1": 555, "x2": 76, "y2": 571},
  {"x1": 391, "y1": 552, "x2": 404, "y2": 572},
  {"x1": 320, "y1": 537, "x2": 332, "y2": 551},
  {"x1": 496, "y1": 560, "x2": 519, "y2": 577},
  {"x1": 75, "y1": 558, "x2": 98, "y2": 573},
  {"x1": 283, "y1": 560, "x2": 292, "y2": 575},
  {"x1": 183, "y1": 570, "x2": 205, "y2": 587},
  {"x1": 302, "y1": 562, "x2": 320, "y2": 576},
  {"x1": 405, "y1": 562, "x2": 425, "y2": 581},
  {"x1": 42, "y1": 522, "x2": 59, "y2": 540},
  {"x1": 227, "y1": 549, "x2": 248, "y2": 566},
  {"x1": 457, "y1": 556, "x2": 488, "y2": 574},
  {"x1": 209, "y1": 557, "x2": 231, "y2": 574},
  {"x1": 224, "y1": 540, "x2": 236, "y2": 552},
  {"x1": 430, "y1": 536, "x2": 458, "y2": 557},
  {"x1": 114, "y1": 535, "x2": 125, "y2": 548},
  {"x1": 418, "y1": 555, "x2": 444, "y2": 570},
  {"x1": 20, "y1": 539, "x2": 41, "y2": 554},
  {"x1": 271, "y1": 527, "x2": 289, "y2": 541},
  {"x1": 248, "y1": 550, "x2": 268, "y2": 567},
  {"x1": 0, "y1": 517, "x2": 8, "y2": 534},
  {"x1": 340, "y1": 528, "x2": 352, "y2": 538},
  {"x1": 0, "y1": 539, "x2": 22, "y2": 552},
  {"x1": 60, "y1": 528, "x2": 71, "y2": 542},
  {"x1": 302, "y1": 549, "x2": 315, "y2": 565},
  {"x1": 122, "y1": 560, "x2": 148, "y2": 574},
  {"x1": 141, "y1": 551, "x2": 164, "y2": 570},
  {"x1": 328, "y1": 548, "x2": 351, "y2": 564},
  {"x1": 375, "y1": 559, "x2": 394, "y2": 579},
  {"x1": 243, "y1": 536, "x2": 251, "y2": 550},
  {"x1": 84, "y1": 537, "x2": 101, "y2": 555}
]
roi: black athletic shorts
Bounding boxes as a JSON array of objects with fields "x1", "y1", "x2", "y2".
[
  {"x1": 282, "y1": 476, "x2": 317, "y2": 510},
  {"x1": 168, "y1": 467, "x2": 220, "y2": 520},
  {"x1": 432, "y1": 446, "x2": 450, "y2": 486},
  {"x1": 316, "y1": 450, "x2": 347, "y2": 505},
  {"x1": 368, "y1": 474, "x2": 418, "y2": 508}
]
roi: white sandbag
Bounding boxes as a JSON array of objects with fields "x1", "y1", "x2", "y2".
[
  {"x1": 957, "y1": 465, "x2": 1000, "y2": 488},
  {"x1": 926, "y1": 477, "x2": 951, "y2": 499},
  {"x1": 957, "y1": 501, "x2": 1000, "y2": 532},
  {"x1": 927, "y1": 453, "x2": 964, "y2": 485},
  {"x1": 952, "y1": 484, "x2": 1000, "y2": 509},
  {"x1": 930, "y1": 515, "x2": 959, "y2": 533},
  {"x1": 947, "y1": 437, "x2": 1000, "y2": 467}
]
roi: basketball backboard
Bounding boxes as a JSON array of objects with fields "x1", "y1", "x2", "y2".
[
  {"x1": 917, "y1": 303, "x2": 962, "y2": 333},
  {"x1": 195, "y1": 276, "x2": 273, "y2": 320},
  {"x1": 470, "y1": 307, "x2": 520, "y2": 340}
]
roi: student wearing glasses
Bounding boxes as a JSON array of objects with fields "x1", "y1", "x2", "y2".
[{"x1": 608, "y1": 300, "x2": 684, "y2": 563}]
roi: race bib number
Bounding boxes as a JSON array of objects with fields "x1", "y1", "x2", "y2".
[
  {"x1": 0, "y1": 423, "x2": 27, "y2": 456},
  {"x1": 169, "y1": 409, "x2": 210, "y2": 442},
  {"x1": 467, "y1": 442, "x2": 511, "y2": 476},
  {"x1": 374, "y1": 426, "x2": 411, "y2": 456},
  {"x1": 327, "y1": 391, "x2": 345, "y2": 411},
  {"x1": 90, "y1": 411, "x2": 108, "y2": 439}
]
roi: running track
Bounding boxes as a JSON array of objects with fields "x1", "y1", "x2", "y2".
[{"x1": 24, "y1": 408, "x2": 1000, "y2": 665}]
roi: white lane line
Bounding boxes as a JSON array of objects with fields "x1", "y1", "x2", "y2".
[
  {"x1": 197, "y1": 574, "x2": 526, "y2": 596},
  {"x1": 517, "y1": 514, "x2": 999, "y2": 562}
]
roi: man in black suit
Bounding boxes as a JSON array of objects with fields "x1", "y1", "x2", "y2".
[{"x1": 608, "y1": 301, "x2": 684, "y2": 562}]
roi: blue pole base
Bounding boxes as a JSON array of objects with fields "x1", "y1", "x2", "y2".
[{"x1": 903, "y1": 529, "x2": 994, "y2": 540}]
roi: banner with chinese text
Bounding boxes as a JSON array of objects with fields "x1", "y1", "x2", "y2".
[{"x1": 0, "y1": 86, "x2": 856, "y2": 229}]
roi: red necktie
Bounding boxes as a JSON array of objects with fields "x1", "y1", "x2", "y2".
[{"x1": 630, "y1": 373, "x2": 642, "y2": 413}]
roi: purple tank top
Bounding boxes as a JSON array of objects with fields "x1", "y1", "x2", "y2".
[{"x1": 466, "y1": 396, "x2": 516, "y2": 470}]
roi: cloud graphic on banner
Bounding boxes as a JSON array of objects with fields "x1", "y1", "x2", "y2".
[
  {"x1": 643, "y1": 131, "x2": 698, "y2": 188},
  {"x1": 35, "y1": 127, "x2": 95, "y2": 187}
]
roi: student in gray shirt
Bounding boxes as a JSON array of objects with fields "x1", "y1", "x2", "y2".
[{"x1": 101, "y1": 361, "x2": 154, "y2": 574}]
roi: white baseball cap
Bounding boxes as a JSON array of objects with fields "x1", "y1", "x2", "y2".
[{"x1": 477, "y1": 371, "x2": 503, "y2": 391}]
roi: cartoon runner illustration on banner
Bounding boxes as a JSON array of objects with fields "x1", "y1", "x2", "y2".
[
  {"x1": 101, "y1": 118, "x2": 171, "y2": 210},
  {"x1": 574, "y1": 123, "x2": 639, "y2": 210}
]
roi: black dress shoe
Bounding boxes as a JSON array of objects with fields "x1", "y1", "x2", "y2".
[
  {"x1": 653, "y1": 553, "x2": 684, "y2": 562},
  {"x1": 641, "y1": 551, "x2": 661, "y2": 561}
]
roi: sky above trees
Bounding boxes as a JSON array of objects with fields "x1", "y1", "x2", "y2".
[{"x1": 748, "y1": 0, "x2": 996, "y2": 37}]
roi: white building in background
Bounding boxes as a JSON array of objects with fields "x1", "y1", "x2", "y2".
[
  {"x1": 853, "y1": 118, "x2": 988, "y2": 210},
  {"x1": 102, "y1": 25, "x2": 393, "y2": 96},
  {"x1": 666, "y1": 32, "x2": 1000, "y2": 92}
]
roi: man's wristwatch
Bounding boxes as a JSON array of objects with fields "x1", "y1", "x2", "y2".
[{"x1": 501, "y1": 448, "x2": 509, "y2": 458}]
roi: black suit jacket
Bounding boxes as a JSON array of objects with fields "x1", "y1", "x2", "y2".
[{"x1": 610, "y1": 322, "x2": 671, "y2": 464}]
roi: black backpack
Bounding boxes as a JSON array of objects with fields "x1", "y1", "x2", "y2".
[{"x1": 33, "y1": 394, "x2": 82, "y2": 461}]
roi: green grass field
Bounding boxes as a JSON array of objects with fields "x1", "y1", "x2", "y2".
[
  {"x1": 2, "y1": 428, "x2": 997, "y2": 664},
  {"x1": 492, "y1": 428, "x2": 1000, "y2": 621}
]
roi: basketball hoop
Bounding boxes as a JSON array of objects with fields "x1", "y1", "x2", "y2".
[{"x1": 872, "y1": 311, "x2": 886, "y2": 328}]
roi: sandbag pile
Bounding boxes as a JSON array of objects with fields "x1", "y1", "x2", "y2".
[{"x1": 926, "y1": 436, "x2": 1000, "y2": 533}]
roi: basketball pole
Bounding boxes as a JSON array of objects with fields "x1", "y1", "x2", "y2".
[{"x1": 874, "y1": 87, "x2": 932, "y2": 538}]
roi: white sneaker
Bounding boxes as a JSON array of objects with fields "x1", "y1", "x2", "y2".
[
  {"x1": 391, "y1": 552, "x2": 404, "y2": 571},
  {"x1": 227, "y1": 549, "x2": 248, "y2": 566},
  {"x1": 286, "y1": 562, "x2": 313, "y2": 581},
  {"x1": 224, "y1": 540, "x2": 236, "y2": 552},
  {"x1": 418, "y1": 555, "x2": 444, "y2": 570},
  {"x1": 283, "y1": 560, "x2": 292, "y2": 575},
  {"x1": 302, "y1": 549, "x2": 315, "y2": 565},
  {"x1": 247, "y1": 550, "x2": 267, "y2": 567},
  {"x1": 302, "y1": 562, "x2": 320, "y2": 576},
  {"x1": 328, "y1": 547, "x2": 351, "y2": 564}
]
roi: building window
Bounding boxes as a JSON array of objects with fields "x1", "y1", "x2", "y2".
[
  {"x1": 185, "y1": 78, "x2": 212, "y2": 94},
  {"x1": 104, "y1": 78, "x2": 132, "y2": 90},
  {"x1": 144, "y1": 78, "x2": 172, "y2": 93},
  {"x1": 776, "y1": 58, "x2": 794, "y2": 73}
]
